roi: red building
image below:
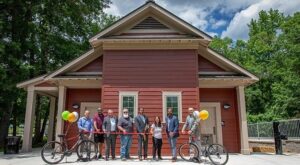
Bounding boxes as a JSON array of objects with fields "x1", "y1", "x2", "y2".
[{"x1": 17, "y1": 1, "x2": 258, "y2": 155}]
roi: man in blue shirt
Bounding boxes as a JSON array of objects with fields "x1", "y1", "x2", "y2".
[
  {"x1": 165, "y1": 108, "x2": 179, "y2": 162},
  {"x1": 77, "y1": 110, "x2": 93, "y2": 139}
]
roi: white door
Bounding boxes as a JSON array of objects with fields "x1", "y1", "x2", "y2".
[
  {"x1": 80, "y1": 102, "x2": 101, "y2": 118},
  {"x1": 200, "y1": 102, "x2": 223, "y2": 145}
]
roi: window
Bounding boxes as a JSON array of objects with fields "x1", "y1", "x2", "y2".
[
  {"x1": 119, "y1": 92, "x2": 138, "y2": 118},
  {"x1": 163, "y1": 92, "x2": 182, "y2": 122}
]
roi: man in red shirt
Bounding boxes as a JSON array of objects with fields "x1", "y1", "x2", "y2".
[{"x1": 93, "y1": 108, "x2": 105, "y2": 159}]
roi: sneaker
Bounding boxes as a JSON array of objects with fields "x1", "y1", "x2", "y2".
[
  {"x1": 158, "y1": 157, "x2": 163, "y2": 160},
  {"x1": 98, "y1": 154, "x2": 102, "y2": 159},
  {"x1": 121, "y1": 158, "x2": 127, "y2": 161},
  {"x1": 139, "y1": 156, "x2": 143, "y2": 161}
]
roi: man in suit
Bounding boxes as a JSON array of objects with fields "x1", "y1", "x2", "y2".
[
  {"x1": 102, "y1": 109, "x2": 118, "y2": 161},
  {"x1": 134, "y1": 107, "x2": 149, "y2": 161},
  {"x1": 165, "y1": 108, "x2": 179, "y2": 162}
]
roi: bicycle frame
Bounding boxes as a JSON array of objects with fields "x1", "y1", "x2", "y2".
[{"x1": 189, "y1": 135, "x2": 210, "y2": 157}]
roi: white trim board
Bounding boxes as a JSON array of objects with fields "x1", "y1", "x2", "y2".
[
  {"x1": 118, "y1": 91, "x2": 139, "y2": 118},
  {"x1": 162, "y1": 91, "x2": 182, "y2": 122}
]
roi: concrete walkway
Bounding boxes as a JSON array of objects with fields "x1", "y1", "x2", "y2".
[{"x1": 1, "y1": 149, "x2": 300, "y2": 165}]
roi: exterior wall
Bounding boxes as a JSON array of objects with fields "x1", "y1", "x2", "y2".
[
  {"x1": 198, "y1": 55, "x2": 224, "y2": 72},
  {"x1": 77, "y1": 56, "x2": 103, "y2": 72},
  {"x1": 64, "y1": 89, "x2": 101, "y2": 147},
  {"x1": 102, "y1": 49, "x2": 199, "y2": 155},
  {"x1": 199, "y1": 88, "x2": 240, "y2": 153}
]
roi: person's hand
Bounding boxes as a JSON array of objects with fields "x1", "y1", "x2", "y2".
[
  {"x1": 96, "y1": 128, "x2": 100, "y2": 132},
  {"x1": 123, "y1": 130, "x2": 127, "y2": 134},
  {"x1": 169, "y1": 132, "x2": 174, "y2": 137},
  {"x1": 88, "y1": 133, "x2": 92, "y2": 139},
  {"x1": 188, "y1": 130, "x2": 192, "y2": 135},
  {"x1": 181, "y1": 130, "x2": 186, "y2": 134}
]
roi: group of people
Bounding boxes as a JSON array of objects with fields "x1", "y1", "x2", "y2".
[{"x1": 77, "y1": 107, "x2": 201, "y2": 162}]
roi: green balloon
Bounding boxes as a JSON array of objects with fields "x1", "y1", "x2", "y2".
[{"x1": 62, "y1": 111, "x2": 70, "y2": 121}]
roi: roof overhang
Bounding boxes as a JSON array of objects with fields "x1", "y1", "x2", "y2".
[
  {"x1": 89, "y1": 1, "x2": 212, "y2": 46},
  {"x1": 199, "y1": 77, "x2": 256, "y2": 88}
]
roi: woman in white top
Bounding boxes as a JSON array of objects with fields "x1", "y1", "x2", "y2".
[{"x1": 150, "y1": 116, "x2": 163, "y2": 161}]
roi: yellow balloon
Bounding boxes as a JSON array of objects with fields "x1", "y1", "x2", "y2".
[
  {"x1": 199, "y1": 110, "x2": 209, "y2": 120},
  {"x1": 68, "y1": 113, "x2": 76, "y2": 123}
]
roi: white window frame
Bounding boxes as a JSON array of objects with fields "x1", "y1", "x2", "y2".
[
  {"x1": 162, "y1": 91, "x2": 182, "y2": 122},
  {"x1": 118, "y1": 91, "x2": 138, "y2": 118}
]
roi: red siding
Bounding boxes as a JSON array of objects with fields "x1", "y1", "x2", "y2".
[
  {"x1": 64, "y1": 89, "x2": 101, "y2": 147},
  {"x1": 77, "y1": 56, "x2": 103, "y2": 72},
  {"x1": 198, "y1": 55, "x2": 224, "y2": 72},
  {"x1": 103, "y1": 50, "x2": 198, "y2": 88},
  {"x1": 102, "y1": 49, "x2": 199, "y2": 155},
  {"x1": 199, "y1": 88, "x2": 240, "y2": 153}
]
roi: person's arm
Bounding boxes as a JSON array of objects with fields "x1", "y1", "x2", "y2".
[
  {"x1": 90, "y1": 119, "x2": 94, "y2": 132},
  {"x1": 117, "y1": 119, "x2": 126, "y2": 133},
  {"x1": 134, "y1": 117, "x2": 141, "y2": 133},
  {"x1": 190, "y1": 118, "x2": 200, "y2": 133},
  {"x1": 77, "y1": 118, "x2": 84, "y2": 131},
  {"x1": 174, "y1": 116, "x2": 179, "y2": 133},
  {"x1": 93, "y1": 118, "x2": 99, "y2": 132},
  {"x1": 102, "y1": 118, "x2": 106, "y2": 132},
  {"x1": 181, "y1": 116, "x2": 189, "y2": 133},
  {"x1": 150, "y1": 124, "x2": 154, "y2": 135}
]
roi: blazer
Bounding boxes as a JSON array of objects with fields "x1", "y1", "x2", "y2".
[
  {"x1": 102, "y1": 116, "x2": 118, "y2": 133},
  {"x1": 134, "y1": 114, "x2": 149, "y2": 133},
  {"x1": 165, "y1": 115, "x2": 180, "y2": 138}
]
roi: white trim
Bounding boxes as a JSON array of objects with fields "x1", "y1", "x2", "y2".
[
  {"x1": 162, "y1": 91, "x2": 182, "y2": 122},
  {"x1": 198, "y1": 46, "x2": 259, "y2": 81},
  {"x1": 200, "y1": 102, "x2": 223, "y2": 145},
  {"x1": 17, "y1": 74, "x2": 47, "y2": 88},
  {"x1": 89, "y1": 2, "x2": 211, "y2": 42},
  {"x1": 118, "y1": 91, "x2": 139, "y2": 118},
  {"x1": 55, "y1": 86, "x2": 66, "y2": 143}
]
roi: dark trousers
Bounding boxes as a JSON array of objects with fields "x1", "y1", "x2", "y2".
[
  {"x1": 152, "y1": 137, "x2": 162, "y2": 158},
  {"x1": 138, "y1": 134, "x2": 148, "y2": 157},
  {"x1": 105, "y1": 134, "x2": 117, "y2": 158}
]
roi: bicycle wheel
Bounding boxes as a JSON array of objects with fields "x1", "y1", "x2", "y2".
[
  {"x1": 207, "y1": 144, "x2": 229, "y2": 165},
  {"x1": 179, "y1": 142, "x2": 199, "y2": 161},
  {"x1": 41, "y1": 141, "x2": 65, "y2": 164},
  {"x1": 76, "y1": 140, "x2": 98, "y2": 161}
]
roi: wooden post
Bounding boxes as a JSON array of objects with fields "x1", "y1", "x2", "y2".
[
  {"x1": 22, "y1": 85, "x2": 37, "y2": 152},
  {"x1": 47, "y1": 97, "x2": 56, "y2": 142},
  {"x1": 55, "y1": 85, "x2": 66, "y2": 142},
  {"x1": 236, "y1": 86, "x2": 250, "y2": 154}
]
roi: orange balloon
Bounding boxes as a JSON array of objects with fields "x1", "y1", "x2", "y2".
[
  {"x1": 199, "y1": 110, "x2": 209, "y2": 120},
  {"x1": 68, "y1": 113, "x2": 76, "y2": 122}
]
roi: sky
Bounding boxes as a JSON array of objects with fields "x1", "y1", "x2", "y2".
[{"x1": 104, "y1": 0, "x2": 300, "y2": 40}]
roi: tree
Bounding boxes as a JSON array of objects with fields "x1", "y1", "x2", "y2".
[
  {"x1": 0, "y1": 0, "x2": 117, "y2": 147},
  {"x1": 210, "y1": 10, "x2": 300, "y2": 122}
]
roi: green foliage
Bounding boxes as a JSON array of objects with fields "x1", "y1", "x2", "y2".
[
  {"x1": 0, "y1": 0, "x2": 117, "y2": 145},
  {"x1": 210, "y1": 10, "x2": 300, "y2": 122}
]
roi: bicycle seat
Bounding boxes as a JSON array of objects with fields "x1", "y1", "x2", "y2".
[{"x1": 57, "y1": 134, "x2": 66, "y2": 138}]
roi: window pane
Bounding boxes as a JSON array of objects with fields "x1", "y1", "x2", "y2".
[
  {"x1": 122, "y1": 96, "x2": 135, "y2": 118},
  {"x1": 166, "y1": 96, "x2": 179, "y2": 117}
]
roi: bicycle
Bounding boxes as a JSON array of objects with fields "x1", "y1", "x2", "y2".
[
  {"x1": 179, "y1": 134, "x2": 229, "y2": 165},
  {"x1": 41, "y1": 125, "x2": 98, "y2": 164}
]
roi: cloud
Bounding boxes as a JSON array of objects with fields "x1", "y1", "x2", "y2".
[
  {"x1": 209, "y1": 18, "x2": 227, "y2": 29},
  {"x1": 221, "y1": 0, "x2": 300, "y2": 40}
]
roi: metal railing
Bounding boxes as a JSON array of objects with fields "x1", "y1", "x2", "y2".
[{"x1": 248, "y1": 119, "x2": 300, "y2": 140}]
